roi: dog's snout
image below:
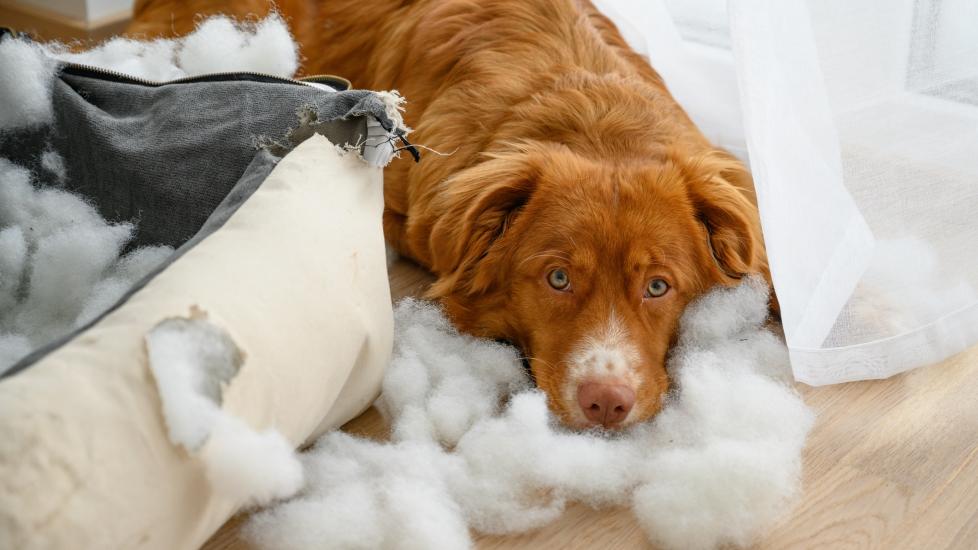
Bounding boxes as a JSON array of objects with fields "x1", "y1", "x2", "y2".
[{"x1": 577, "y1": 382, "x2": 635, "y2": 428}]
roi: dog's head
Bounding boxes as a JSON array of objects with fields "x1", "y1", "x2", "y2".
[{"x1": 426, "y1": 143, "x2": 763, "y2": 429}]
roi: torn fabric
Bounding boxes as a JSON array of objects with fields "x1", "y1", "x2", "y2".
[
  {"x1": 0, "y1": 18, "x2": 412, "y2": 378},
  {"x1": 146, "y1": 311, "x2": 303, "y2": 507}
]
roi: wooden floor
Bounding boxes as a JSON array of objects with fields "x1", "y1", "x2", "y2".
[{"x1": 203, "y1": 260, "x2": 978, "y2": 550}]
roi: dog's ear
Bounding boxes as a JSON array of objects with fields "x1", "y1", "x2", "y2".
[
  {"x1": 680, "y1": 150, "x2": 761, "y2": 279},
  {"x1": 427, "y1": 153, "x2": 538, "y2": 297}
]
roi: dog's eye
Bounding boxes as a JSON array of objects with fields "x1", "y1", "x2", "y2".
[
  {"x1": 645, "y1": 278, "x2": 669, "y2": 298},
  {"x1": 547, "y1": 268, "x2": 570, "y2": 290}
]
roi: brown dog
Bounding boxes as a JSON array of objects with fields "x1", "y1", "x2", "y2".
[{"x1": 128, "y1": 0, "x2": 771, "y2": 429}]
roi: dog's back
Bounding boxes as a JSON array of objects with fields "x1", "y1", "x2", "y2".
[{"x1": 127, "y1": 0, "x2": 719, "y2": 254}]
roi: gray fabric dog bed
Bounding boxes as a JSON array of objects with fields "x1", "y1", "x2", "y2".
[
  {"x1": 0, "y1": 30, "x2": 410, "y2": 550},
  {"x1": 0, "y1": 39, "x2": 413, "y2": 378}
]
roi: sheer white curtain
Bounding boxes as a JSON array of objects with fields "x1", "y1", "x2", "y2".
[{"x1": 596, "y1": 0, "x2": 978, "y2": 385}]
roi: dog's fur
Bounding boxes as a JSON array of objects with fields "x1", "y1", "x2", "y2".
[{"x1": 128, "y1": 0, "x2": 771, "y2": 428}]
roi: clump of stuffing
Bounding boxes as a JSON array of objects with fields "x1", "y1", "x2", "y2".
[
  {"x1": 244, "y1": 435, "x2": 469, "y2": 550},
  {"x1": 246, "y1": 277, "x2": 815, "y2": 549},
  {"x1": 176, "y1": 15, "x2": 298, "y2": 78},
  {"x1": 49, "y1": 13, "x2": 298, "y2": 81},
  {"x1": 379, "y1": 298, "x2": 531, "y2": 446},
  {"x1": 204, "y1": 414, "x2": 305, "y2": 507},
  {"x1": 0, "y1": 37, "x2": 56, "y2": 130},
  {"x1": 145, "y1": 312, "x2": 304, "y2": 507},
  {"x1": 628, "y1": 278, "x2": 813, "y2": 549},
  {"x1": 144, "y1": 312, "x2": 244, "y2": 450},
  {"x1": 39, "y1": 148, "x2": 66, "y2": 182},
  {"x1": 0, "y1": 158, "x2": 174, "y2": 374},
  {"x1": 0, "y1": 13, "x2": 298, "y2": 97}
]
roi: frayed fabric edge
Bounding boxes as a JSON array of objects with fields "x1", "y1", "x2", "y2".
[
  {"x1": 145, "y1": 308, "x2": 304, "y2": 508},
  {"x1": 259, "y1": 96, "x2": 411, "y2": 169}
]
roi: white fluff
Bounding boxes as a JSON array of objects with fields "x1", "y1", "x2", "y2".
[
  {"x1": 247, "y1": 277, "x2": 815, "y2": 549},
  {"x1": 177, "y1": 15, "x2": 298, "y2": 77},
  {"x1": 145, "y1": 314, "x2": 244, "y2": 450},
  {"x1": 0, "y1": 14, "x2": 299, "y2": 125},
  {"x1": 244, "y1": 434, "x2": 470, "y2": 550},
  {"x1": 40, "y1": 149, "x2": 66, "y2": 182},
  {"x1": 0, "y1": 225, "x2": 27, "y2": 313},
  {"x1": 75, "y1": 245, "x2": 176, "y2": 327},
  {"x1": 380, "y1": 298, "x2": 530, "y2": 447},
  {"x1": 50, "y1": 14, "x2": 298, "y2": 81},
  {"x1": 145, "y1": 313, "x2": 304, "y2": 507},
  {"x1": 0, "y1": 158, "x2": 174, "y2": 374},
  {"x1": 204, "y1": 414, "x2": 305, "y2": 507},
  {"x1": 0, "y1": 38, "x2": 56, "y2": 130},
  {"x1": 16, "y1": 222, "x2": 134, "y2": 340},
  {"x1": 2, "y1": 12, "x2": 300, "y2": 92},
  {"x1": 55, "y1": 38, "x2": 182, "y2": 82}
]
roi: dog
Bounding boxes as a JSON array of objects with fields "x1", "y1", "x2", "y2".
[{"x1": 128, "y1": 0, "x2": 772, "y2": 429}]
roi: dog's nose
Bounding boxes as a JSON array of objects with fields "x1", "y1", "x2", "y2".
[{"x1": 577, "y1": 382, "x2": 636, "y2": 428}]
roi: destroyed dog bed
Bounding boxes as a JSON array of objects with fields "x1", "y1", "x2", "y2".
[{"x1": 0, "y1": 19, "x2": 412, "y2": 550}]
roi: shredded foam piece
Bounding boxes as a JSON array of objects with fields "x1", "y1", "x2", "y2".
[
  {"x1": 145, "y1": 312, "x2": 304, "y2": 507},
  {"x1": 246, "y1": 277, "x2": 815, "y2": 549},
  {"x1": 0, "y1": 157, "x2": 174, "y2": 375}
]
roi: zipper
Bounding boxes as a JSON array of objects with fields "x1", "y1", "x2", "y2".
[
  {"x1": 59, "y1": 62, "x2": 352, "y2": 91},
  {"x1": 50, "y1": 57, "x2": 427, "y2": 160},
  {"x1": 58, "y1": 61, "x2": 422, "y2": 160}
]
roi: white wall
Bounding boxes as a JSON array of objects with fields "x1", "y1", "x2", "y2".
[{"x1": 15, "y1": 0, "x2": 132, "y2": 21}]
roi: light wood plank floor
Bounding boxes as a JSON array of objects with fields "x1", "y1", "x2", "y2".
[{"x1": 203, "y1": 259, "x2": 978, "y2": 550}]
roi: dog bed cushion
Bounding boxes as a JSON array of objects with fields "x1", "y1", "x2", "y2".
[{"x1": 0, "y1": 25, "x2": 405, "y2": 550}]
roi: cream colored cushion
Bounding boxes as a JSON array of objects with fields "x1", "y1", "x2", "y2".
[{"x1": 0, "y1": 134, "x2": 392, "y2": 550}]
